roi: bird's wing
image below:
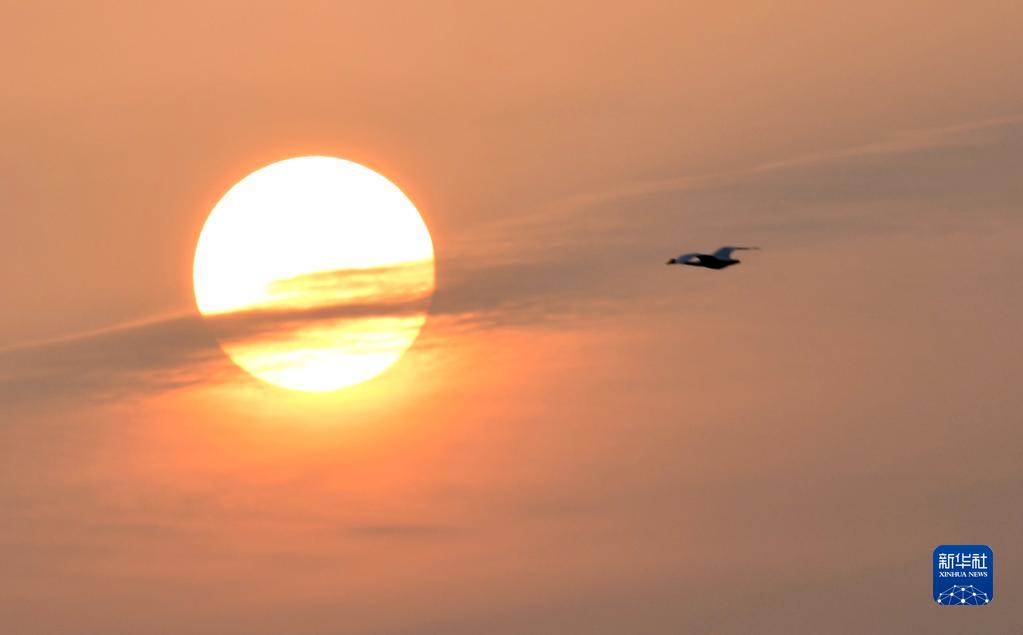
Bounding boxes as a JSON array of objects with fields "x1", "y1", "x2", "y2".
[
  {"x1": 674, "y1": 253, "x2": 701, "y2": 263},
  {"x1": 711, "y1": 246, "x2": 758, "y2": 259}
]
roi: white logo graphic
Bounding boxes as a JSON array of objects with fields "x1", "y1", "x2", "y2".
[{"x1": 935, "y1": 585, "x2": 990, "y2": 605}]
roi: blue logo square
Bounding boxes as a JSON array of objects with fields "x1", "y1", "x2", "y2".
[{"x1": 933, "y1": 545, "x2": 993, "y2": 605}]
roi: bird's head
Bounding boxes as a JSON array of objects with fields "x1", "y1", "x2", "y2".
[{"x1": 666, "y1": 258, "x2": 676, "y2": 265}]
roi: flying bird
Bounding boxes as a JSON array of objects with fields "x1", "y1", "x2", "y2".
[{"x1": 666, "y1": 246, "x2": 758, "y2": 270}]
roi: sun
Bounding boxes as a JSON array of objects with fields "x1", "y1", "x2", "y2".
[{"x1": 193, "y1": 156, "x2": 435, "y2": 392}]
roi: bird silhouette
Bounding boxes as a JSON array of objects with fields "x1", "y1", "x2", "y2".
[{"x1": 666, "y1": 246, "x2": 758, "y2": 269}]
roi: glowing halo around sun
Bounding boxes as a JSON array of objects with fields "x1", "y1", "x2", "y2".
[{"x1": 193, "y1": 156, "x2": 435, "y2": 392}]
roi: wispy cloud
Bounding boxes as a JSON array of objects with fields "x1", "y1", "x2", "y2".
[
  {"x1": 473, "y1": 112, "x2": 1023, "y2": 255},
  {"x1": 4, "y1": 114, "x2": 1022, "y2": 405},
  {"x1": 0, "y1": 259, "x2": 616, "y2": 405},
  {"x1": 0, "y1": 312, "x2": 226, "y2": 406},
  {"x1": 343, "y1": 523, "x2": 457, "y2": 539},
  {"x1": 262, "y1": 260, "x2": 434, "y2": 308}
]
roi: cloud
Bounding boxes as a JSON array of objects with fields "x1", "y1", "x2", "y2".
[
  {"x1": 483, "y1": 112, "x2": 1023, "y2": 254},
  {"x1": 262, "y1": 260, "x2": 434, "y2": 306},
  {"x1": 4, "y1": 114, "x2": 1022, "y2": 405},
  {"x1": 343, "y1": 523, "x2": 457, "y2": 539},
  {"x1": 0, "y1": 258, "x2": 613, "y2": 405},
  {"x1": 0, "y1": 312, "x2": 227, "y2": 407}
]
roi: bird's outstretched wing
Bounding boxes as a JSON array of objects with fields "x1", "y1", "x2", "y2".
[{"x1": 711, "y1": 246, "x2": 758, "y2": 259}]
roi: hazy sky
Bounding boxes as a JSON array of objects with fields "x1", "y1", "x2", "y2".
[{"x1": 2, "y1": 2, "x2": 1023, "y2": 633}]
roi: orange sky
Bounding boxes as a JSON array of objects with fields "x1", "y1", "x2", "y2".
[{"x1": 2, "y1": 2, "x2": 1023, "y2": 632}]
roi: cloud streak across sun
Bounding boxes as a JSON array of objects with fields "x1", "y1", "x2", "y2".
[
  {"x1": 2, "y1": 114, "x2": 1023, "y2": 407},
  {"x1": 193, "y1": 156, "x2": 436, "y2": 392}
]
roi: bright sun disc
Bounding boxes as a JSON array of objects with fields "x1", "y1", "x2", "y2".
[{"x1": 193, "y1": 156, "x2": 435, "y2": 392}]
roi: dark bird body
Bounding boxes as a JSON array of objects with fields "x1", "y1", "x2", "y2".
[{"x1": 666, "y1": 246, "x2": 757, "y2": 270}]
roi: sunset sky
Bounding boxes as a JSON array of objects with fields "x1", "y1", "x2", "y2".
[{"x1": 2, "y1": 2, "x2": 1023, "y2": 632}]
